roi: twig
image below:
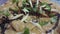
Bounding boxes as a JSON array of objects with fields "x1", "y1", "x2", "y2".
[
  {"x1": 21, "y1": 14, "x2": 29, "y2": 22},
  {"x1": 29, "y1": 0, "x2": 33, "y2": 7},
  {"x1": 52, "y1": 30, "x2": 54, "y2": 34},
  {"x1": 9, "y1": 14, "x2": 23, "y2": 20},
  {"x1": 36, "y1": 0, "x2": 39, "y2": 7}
]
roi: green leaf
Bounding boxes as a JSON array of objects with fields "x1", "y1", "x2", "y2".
[
  {"x1": 0, "y1": 10, "x2": 10, "y2": 17},
  {"x1": 12, "y1": 0, "x2": 19, "y2": 3},
  {"x1": 22, "y1": 0, "x2": 27, "y2": 2},
  {"x1": 41, "y1": 2, "x2": 51, "y2": 11},
  {"x1": 26, "y1": 7, "x2": 32, "y2": 11},
  {"x1": 3, "y1": 10, "x2": 10, "y2": 16},
  {"x1": 33, "y1": 7, "x2": 37, "y2": 12},
  {"x1": 22, "y1": 0, "x2": 29, "y2": 7},
  {"x1": 45, "y1": 5, "x2": 51, "y2": 11},
  {"x1": 22, "y1": 8, "x2": 29, "y2": 13},
  {"x1": 23, "y1": 27, "x2": 30, "y2": 34},
  {"x1": 32, "y1": 3, "x2": 38, "y2": 12},
  {"x1": 39, "y1": 21, "x2": 48, "y2": 26},
  {"x1": 0, "y1": 11, "x2": 3, "y2": 14},
  {"x1": 23, "y1": 3, "x2": 30, "y2": 7},
  {"x1": 50, "y1": 16, "x2": 57, "y2": 23}
]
